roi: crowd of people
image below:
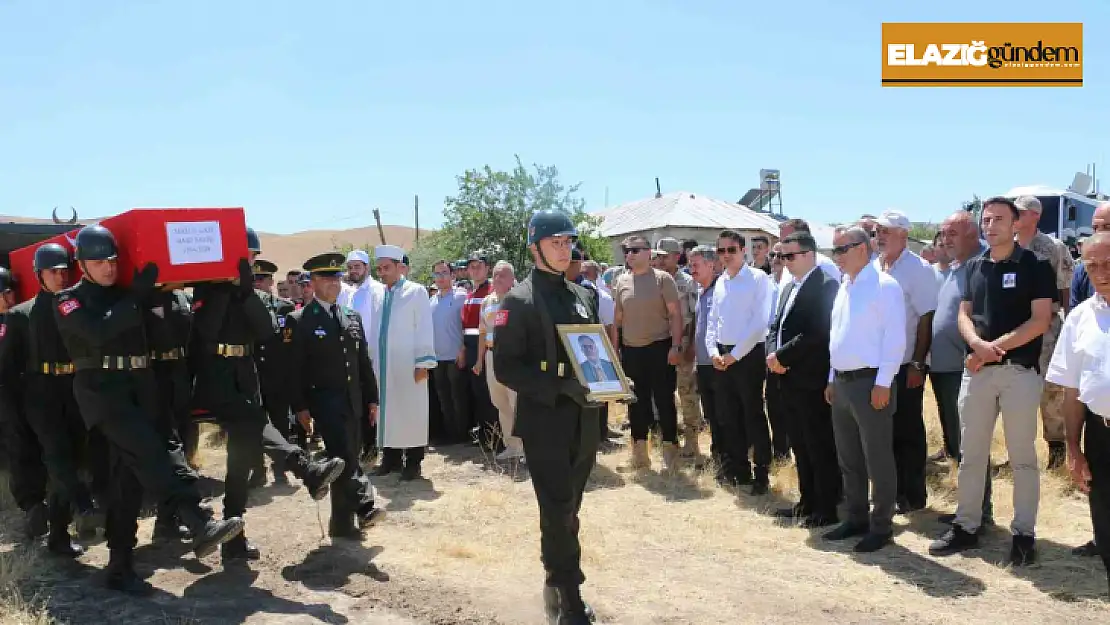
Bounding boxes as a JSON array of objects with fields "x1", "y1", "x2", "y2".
[{"x1": 2, "y1": 196, "x2": 1110, "y2": 623}]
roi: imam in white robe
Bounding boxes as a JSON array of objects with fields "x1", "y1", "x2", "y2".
[
  {"x1": 338, "y1": 279, "x2": 381, "y2": 334},
  {"x1": 368, "y1": 277, "x2": 437, "y2": 449}
]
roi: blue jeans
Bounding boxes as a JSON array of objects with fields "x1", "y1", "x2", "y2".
[{"x1": 931, "y1": 370, "x2": 994, "y2": 523}]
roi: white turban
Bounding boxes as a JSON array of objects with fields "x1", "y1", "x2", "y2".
[
  {"x1": 346, "y1": 249, "x2": 370, "y2": 265},
  {"x1": 375, "y1": 244, "x2": 405, "y2": 262}
]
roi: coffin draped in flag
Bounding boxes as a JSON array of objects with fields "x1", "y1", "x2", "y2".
[{"x1": 367, "y1": 278, "x2": 437, "y2": 449}]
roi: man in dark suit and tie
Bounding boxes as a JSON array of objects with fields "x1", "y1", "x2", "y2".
[
  {"x1": 766, "y1": 232, "x2": 842, "y2": 527},
  {"x1": 578, "y1": 335, "x2": 618, "y2": 383}
]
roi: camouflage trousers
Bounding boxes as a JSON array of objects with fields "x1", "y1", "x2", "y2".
[
  {"x1": 1039, "y1": 310, "x2": 1066, "y2": 443},
  {"x1": 676, "y1": 360, "x2": 702, "y2": 430}
]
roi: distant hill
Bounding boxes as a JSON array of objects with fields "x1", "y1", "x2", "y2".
[{"x1": 0, "y1": 214, "x2": 430, "y2": 277}]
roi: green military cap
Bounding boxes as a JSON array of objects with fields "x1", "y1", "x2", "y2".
[
  {"x1": 303, "y1": 252, "x2": 346, "y2": 276},
  {"x1": 252, "y1": 259, "x2": 279, "y2": 277}
]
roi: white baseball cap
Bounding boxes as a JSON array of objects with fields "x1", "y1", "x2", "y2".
[{"x1": 876, "y1": 209, "x2": 911, "y2": 231}]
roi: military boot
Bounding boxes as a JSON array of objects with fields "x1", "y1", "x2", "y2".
[
  {"x1": 661, "y1": 442, "x2": 680, "y2": 472},
  {"x1": 152, "y1": 508, "x2": 192, "y2": 544},
  {"x1": 221, "y1": 533, "x2": 261, "y2": 561},
  {"x1": 329, "y1": 512, "x2": 362, "y2": 539},
  {"x1": 543, "y1": 585, "x2": 594, "y2": 624},
  {"x1": 680, "y1": 430, "x2": 701, "y2": 458},
  {"x1": 179, "y1": 509, "x2": 245, "y2": 559},
  {"x1": 23, "y1": 502, "x2": 48, "y2": 541},
  {"x1": 46, "y1": 530, "x2": 84, "y2": 558},
  {"x1": 293, "y1": 456, "x2": 346, "y2": 500},
  {"x1": 626, "y1": 440, "x2": 651, "y2": 471},
  {"x1": 105, "y1": 549, "x2": 153, "y2": 596}
]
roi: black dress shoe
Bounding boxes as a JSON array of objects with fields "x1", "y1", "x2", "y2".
[
  {"x1": 853, "y1": 532, "x2": 892, "y2": 553},
  {"x1": 823, "y1": 522, "x2": 868, "y2": 541},
  {"x1": 1010, "y1": 535, "x2": 1036, "y2": 566},
  {"x1": 1072, "y1": 540, "x2": 1100, "y2": 557}
]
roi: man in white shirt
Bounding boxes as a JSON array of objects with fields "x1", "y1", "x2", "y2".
[
  {"x1": 824, "y1": 226, "x2": 906, "y2": 553},
  {"x1": 337, "y1": 249, "x2": 383, "y2": 457},
  {"x1": 873, "y1": 209, "x2": 939, "y2": 514},
  {"x1": 1047, "y1": 231, "x2": 1110, "y2": 596},
  {"x1": 705, "y1": 230, "x2": 774, "y2": 494}
]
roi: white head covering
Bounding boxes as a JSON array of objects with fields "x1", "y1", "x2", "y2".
[
  {"x1": 346, "y1": 249, "x2": 370, "y2": 265},
  {"x1": 375, "y1": 244, "x2": 405, "y2": 262}
]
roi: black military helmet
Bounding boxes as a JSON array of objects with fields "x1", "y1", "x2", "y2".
[
  {"x1": 34, "y1": 243, "x2": 70, "y2": 272},
  {"x1": 246, "y1": 227, "x2": 261, "y2": 253},
  {"x1": 74, "y1": 224, "x2": 119, "y2": 261},
  {"x1": 0, "y1": 267, "x2": 15, "y2": 292},
  {"x1": 527, "y1": 210, "x2": 577, "y2": 245}
]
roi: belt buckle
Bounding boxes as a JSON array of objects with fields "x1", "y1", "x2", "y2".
[
  {"x1": 57, "y1": 363, "x2": 74, "y2": 375},
  {"x1": 130, "y1": 356, "x2": 146, "y2": 369}
]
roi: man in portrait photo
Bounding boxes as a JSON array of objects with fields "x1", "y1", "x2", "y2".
[{"x1": 578, "y1": 334, "x2": 618, "y2": 383}]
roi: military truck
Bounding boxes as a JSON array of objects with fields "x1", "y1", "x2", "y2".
[{"x1": 0, "y1": 207, "x2": 82, "y2": 269}]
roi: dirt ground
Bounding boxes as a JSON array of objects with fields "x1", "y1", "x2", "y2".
[{"x1": 2, "y1": 387, "x2": 1109, "y2": 624}]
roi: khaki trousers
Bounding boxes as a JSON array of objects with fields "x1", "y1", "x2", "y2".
[{"x1": 485, "y1": 350, "x2": 522, "y2": 453}]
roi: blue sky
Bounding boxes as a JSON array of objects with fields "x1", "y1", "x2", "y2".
[{"x1": 0, "y1": 1, "x2": 1103, "y2": 234}]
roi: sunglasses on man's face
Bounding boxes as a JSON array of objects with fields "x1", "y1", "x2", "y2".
[
  {"x1": 716, "y1": 245, "x2": 740, "y2": 255},
  {"x1": 779, "y1": 251, "x2": 807, "y2": 261},
  {"x1": 622, "y1": 246, "x2": 646, "y2": 255},
  {"x1": 832, "y1": 241, "x2": 864, "y2": 256},
  {"x1": 768, "y1": 252, "x2": 780, "y2": 259}
]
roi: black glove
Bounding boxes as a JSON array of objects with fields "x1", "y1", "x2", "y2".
[
  {"x1": 558, "y1": 378, "x2": 597, "y2": 407},
  {"x1": 131, "y1": 262, "x2": 159, "y2": 297},
  {"x1": 237, "y1": 258, "x2": 254, "y2": 295}
]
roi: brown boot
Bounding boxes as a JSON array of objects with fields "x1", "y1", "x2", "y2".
[
  {"x1": 626, "y1": 440, "x2": 651, "y2": 471},
  {"x1": 661, "y1": 442, "x2": 680, "y2": 472},
  {"x1": 680, "y1": 430, "x2": 700, "y2": 458}
]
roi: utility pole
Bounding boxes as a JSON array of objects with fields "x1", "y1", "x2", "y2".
[
  {"x1": 414, "y1": 195, "x2": 420, "y2": 242},
  {"x1": 372, "y1": 208, "x2": 387, "y2": 245}
]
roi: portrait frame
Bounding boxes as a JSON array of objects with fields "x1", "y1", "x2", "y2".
[{"x1": 556, "y1": 323, "x2": 633, "y2": 402}]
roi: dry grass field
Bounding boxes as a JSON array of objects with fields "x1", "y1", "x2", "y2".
[{"x1": 1, "y1": 384, "x2": 1108, "y2": 624}]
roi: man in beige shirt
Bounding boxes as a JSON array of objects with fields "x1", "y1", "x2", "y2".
[{"x1": 613, "y1": 235, "x2": 684, "y2": 469}]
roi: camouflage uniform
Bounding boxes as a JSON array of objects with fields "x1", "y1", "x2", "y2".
[
  {"x1": 1028, "y1": 231, "x2": 1074, "y2": 443},
  {"x1": 672, "y1": 269, "x2": 702, "y2": 448}
]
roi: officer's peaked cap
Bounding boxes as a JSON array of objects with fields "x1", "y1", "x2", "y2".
[
  {"x1": 303, "y1": 252, "x2": 346, "y2": 276},
  {"x1": 252, "y1": 259, "x2": 278, "y2": 276}
]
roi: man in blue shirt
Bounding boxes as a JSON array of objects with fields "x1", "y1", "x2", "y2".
[
  {"x1": 429, "y1": 260, "x2": 469, "y2": 444},
  {"x1": 688, "y1": 245, "x2": 725, "y2": 475}
]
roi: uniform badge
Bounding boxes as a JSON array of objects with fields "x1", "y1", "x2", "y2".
[
  {"x1": 575, "y1": 302, "x2": 588, "y2": 318},
  {"x1": 1002, "y1": 272, "x2": 1017, "y2": 289},
  {"x1": 314, "y1": 328, "x2": 327, "y2": 338},
  {"x1": 278, "y1": 317, "x2": 286, "y2": 328},
  {"x1": 494, "y1": 310, "x2": 509, "y2": 326},
  {"x1": 282, "y1": 327, "x2": 293, "y2": 343},
  {"x1": 58, "y1": 299, "x2": 81, "y2": 316}
]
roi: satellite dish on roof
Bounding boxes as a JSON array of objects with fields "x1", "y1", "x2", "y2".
[{"x1": 1069, "y1": 172, "x2": 1094, "y2": 194}]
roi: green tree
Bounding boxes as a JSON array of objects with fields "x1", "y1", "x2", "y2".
[
  {"x1": 909, "y1": 223, "x2": 939, "y2": 243},
  {"x1": 408, "y1": 156, "x2": 609, "y2": 281}
]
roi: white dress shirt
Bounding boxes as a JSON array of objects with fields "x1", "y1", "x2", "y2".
[
  {"x1": 776, "y1": 266, "x2": 817, "y2": 348},
  {"x1": 828, "y1": 263, "x2": 907, "y2": 387},
  {"x1": 873, "y1": 250, "x2": 939, "y2": 364},
  {"x1": 705, "y1": 264, "x2": 773, "y2": 361},
  {"x1": 337, "y1": 278, "x2": 383, "y2": 343},
  {"x1": 598, "y1": 287, "x2": 615, "y2": 326},
  {"x1": 1046, "y1": 294, "x2": 1110, "y2": 417}
]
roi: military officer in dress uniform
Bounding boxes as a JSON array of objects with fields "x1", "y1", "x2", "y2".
[
  {"x1": 1, "y1": 248, "x2": 100, "y2": 554},
  {"x1": 247, "y1": 258, "x2": 297, "y2": 486},
  {"x1": 54, "y1": 225, "x2": 244, "y2": 593},
  {"x1": 142, "y1": 281, "x2": 198, "y2": 542},
  {"x1": 493, "y1": 210, "x2": 602, "y2": 625},
  {"x1": 190, "y1": 227, "x2": 344, "y2": 562},
  {"x1": 286, "y1": 252, "x2": 384, "y2": 537},
  {"x1": 0, "y1": 267, "x2": 51, "y2": 541}
]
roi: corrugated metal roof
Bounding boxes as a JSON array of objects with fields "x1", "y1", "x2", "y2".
[{"x1": 594, "y1": 191, "x2": 782, "y2": 238}]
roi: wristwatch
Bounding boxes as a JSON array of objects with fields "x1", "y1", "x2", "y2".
[{"x1": 909, "y1": 360, "x2": 927, "y2": 372}]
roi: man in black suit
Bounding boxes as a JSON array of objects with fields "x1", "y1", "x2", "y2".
[{"x1": 766, "y1": 232, "x2": 842, "y2": 527}]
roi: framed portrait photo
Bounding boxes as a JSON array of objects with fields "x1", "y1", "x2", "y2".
[{"x1": 557, "y1": 323, "x2": 632, "y2": 402}]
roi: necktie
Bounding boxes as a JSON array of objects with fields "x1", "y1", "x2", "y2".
[
  {"x1": 593, "y1": 362, "x2": 604, "y2": 381},
  {"x1": 772, "y1": 281, "x2": 795, "y2": 330}
]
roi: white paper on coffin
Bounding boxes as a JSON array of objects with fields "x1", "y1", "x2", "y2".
[{"x1": 166, "y1": 221, "x2": 224, "y2": 265}]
